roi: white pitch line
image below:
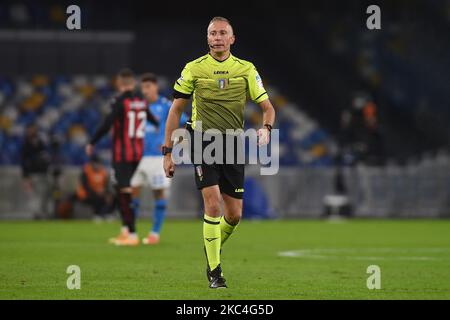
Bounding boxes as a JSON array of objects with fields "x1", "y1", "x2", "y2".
[{"x1": 278, "y1": 248, "x2": 450, "y2": 261}]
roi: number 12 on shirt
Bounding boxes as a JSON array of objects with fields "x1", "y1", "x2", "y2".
[{"x1": 127, "y1": 110, "x2": 146, "y2": 138}]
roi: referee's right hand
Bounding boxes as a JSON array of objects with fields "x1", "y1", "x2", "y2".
[{"x1": 163, "y1": 154, "x2": 175, "y2": 178}]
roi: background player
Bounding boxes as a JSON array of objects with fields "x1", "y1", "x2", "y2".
[
  {"x1": 162, "y1": 17, "x2": 276, "y2": 288},
  {"x1": 76, "y1": 154, "x2": 115, "y2": 221},
  {"x1": 86, "y1": 69, "x2": 159, "y2": 246},
  {"x1": 130, "y1": 73, "x2": 188, "y2": 245}
]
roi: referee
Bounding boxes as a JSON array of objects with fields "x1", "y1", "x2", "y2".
[{"x1": 163, "y1": 17, "x2": 276, "y2": 288}]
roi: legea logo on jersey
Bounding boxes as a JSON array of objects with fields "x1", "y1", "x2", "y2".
[{"x1": 218, "y1": 79, "x2": 229, "y2": 89}]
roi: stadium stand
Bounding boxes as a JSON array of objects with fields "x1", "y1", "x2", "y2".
[
  {"x1": 0, "y1": 1, "x2": 449, "y2": 219},
  {"x1": 0, "y1": 74, "x2": 335, "y2": 167}
]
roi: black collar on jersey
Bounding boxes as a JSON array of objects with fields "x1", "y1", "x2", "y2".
[{"x1": 208, "y1": 52, "x2": 232, "y2": 63}]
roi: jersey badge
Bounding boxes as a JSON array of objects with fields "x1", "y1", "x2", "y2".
[
  {"x1": 256, "y1": 73, "x2": 264, "y2": 89},
  {"x1": 218, "y1": 78, "x2": 229, "y2": 90}
]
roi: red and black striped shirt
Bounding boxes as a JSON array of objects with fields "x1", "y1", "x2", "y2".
[{"x1": 90, "y1": 90, "x2": 159, "y2": 163}]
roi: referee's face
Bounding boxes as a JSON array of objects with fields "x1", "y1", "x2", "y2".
[{"x1": 207, "y1": 21, "x2": 235, "y2": 54}]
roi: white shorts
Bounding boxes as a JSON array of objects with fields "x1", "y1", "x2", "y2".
[{"x1": 130, "y1": 156, "x2": 171, "y2": 190}]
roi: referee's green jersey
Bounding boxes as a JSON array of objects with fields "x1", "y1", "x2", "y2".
[{"x1": 174, "y1": 53, "x2": 269, "y2": 133}]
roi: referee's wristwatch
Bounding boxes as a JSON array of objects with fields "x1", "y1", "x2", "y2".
[{"x1": 161, "y1": 146, "x2": 172, "y2": 156}]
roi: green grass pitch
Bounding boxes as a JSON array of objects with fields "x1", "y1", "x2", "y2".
[{"x1": 0, "y1": 219, "x2": 449, "y2": 299}]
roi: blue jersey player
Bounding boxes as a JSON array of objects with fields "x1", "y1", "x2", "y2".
[{"x1": 131, "y1": 73, "x2": 188, "y2": 245}]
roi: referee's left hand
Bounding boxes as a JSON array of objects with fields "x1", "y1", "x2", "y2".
[{"x1": 257, "y1": 128, "x2": 270, "y2": 146}]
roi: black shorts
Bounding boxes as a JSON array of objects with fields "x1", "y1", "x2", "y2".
[
  {"x1": 112, "y1": 162, "x2": 139, "y2": 189},
  {"x1": 188, "y1": 127, "x2": 245, "y2": 199}
]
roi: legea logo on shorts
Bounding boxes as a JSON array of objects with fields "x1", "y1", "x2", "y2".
[{"x1": 169, "y1": 121, "x2": 279, "y2": 176}]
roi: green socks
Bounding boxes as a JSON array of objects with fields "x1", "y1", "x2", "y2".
[
  {"x1": 220, "y1": 216, "x2": 239, "y2": 246},
  {"x1": 203, "y1": 214, "x2": 221, "y2": 270}
]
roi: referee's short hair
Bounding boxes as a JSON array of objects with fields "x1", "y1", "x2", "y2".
[
  {"x1": 208, "y1": 16, "x2": 233, "y2": 33},
  {"x1": 209, "y1": 16, "x2": 231, "y2": 25},
  {"x1": 141, "y1": 73, "x2": 158, "y2": 84}
]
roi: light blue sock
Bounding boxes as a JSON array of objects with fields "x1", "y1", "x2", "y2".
[{"x1": 151, "y1": 199, "x2": 167, "y2": 234}]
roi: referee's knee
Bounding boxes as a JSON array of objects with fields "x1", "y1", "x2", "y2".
[
  {"x1": 204, "y1": 203, "x2": 221, "y2": 217},
  {"x1": 226, "y1": 212, "x2": 242, "y2": 225},
  {"x1": 203, "y1": 195, "x2": 221, "y2": 217}
]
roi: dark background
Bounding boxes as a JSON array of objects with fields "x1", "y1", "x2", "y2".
[{"x1": 0, "y1": 0, "x2": 449, "y2": 162}]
